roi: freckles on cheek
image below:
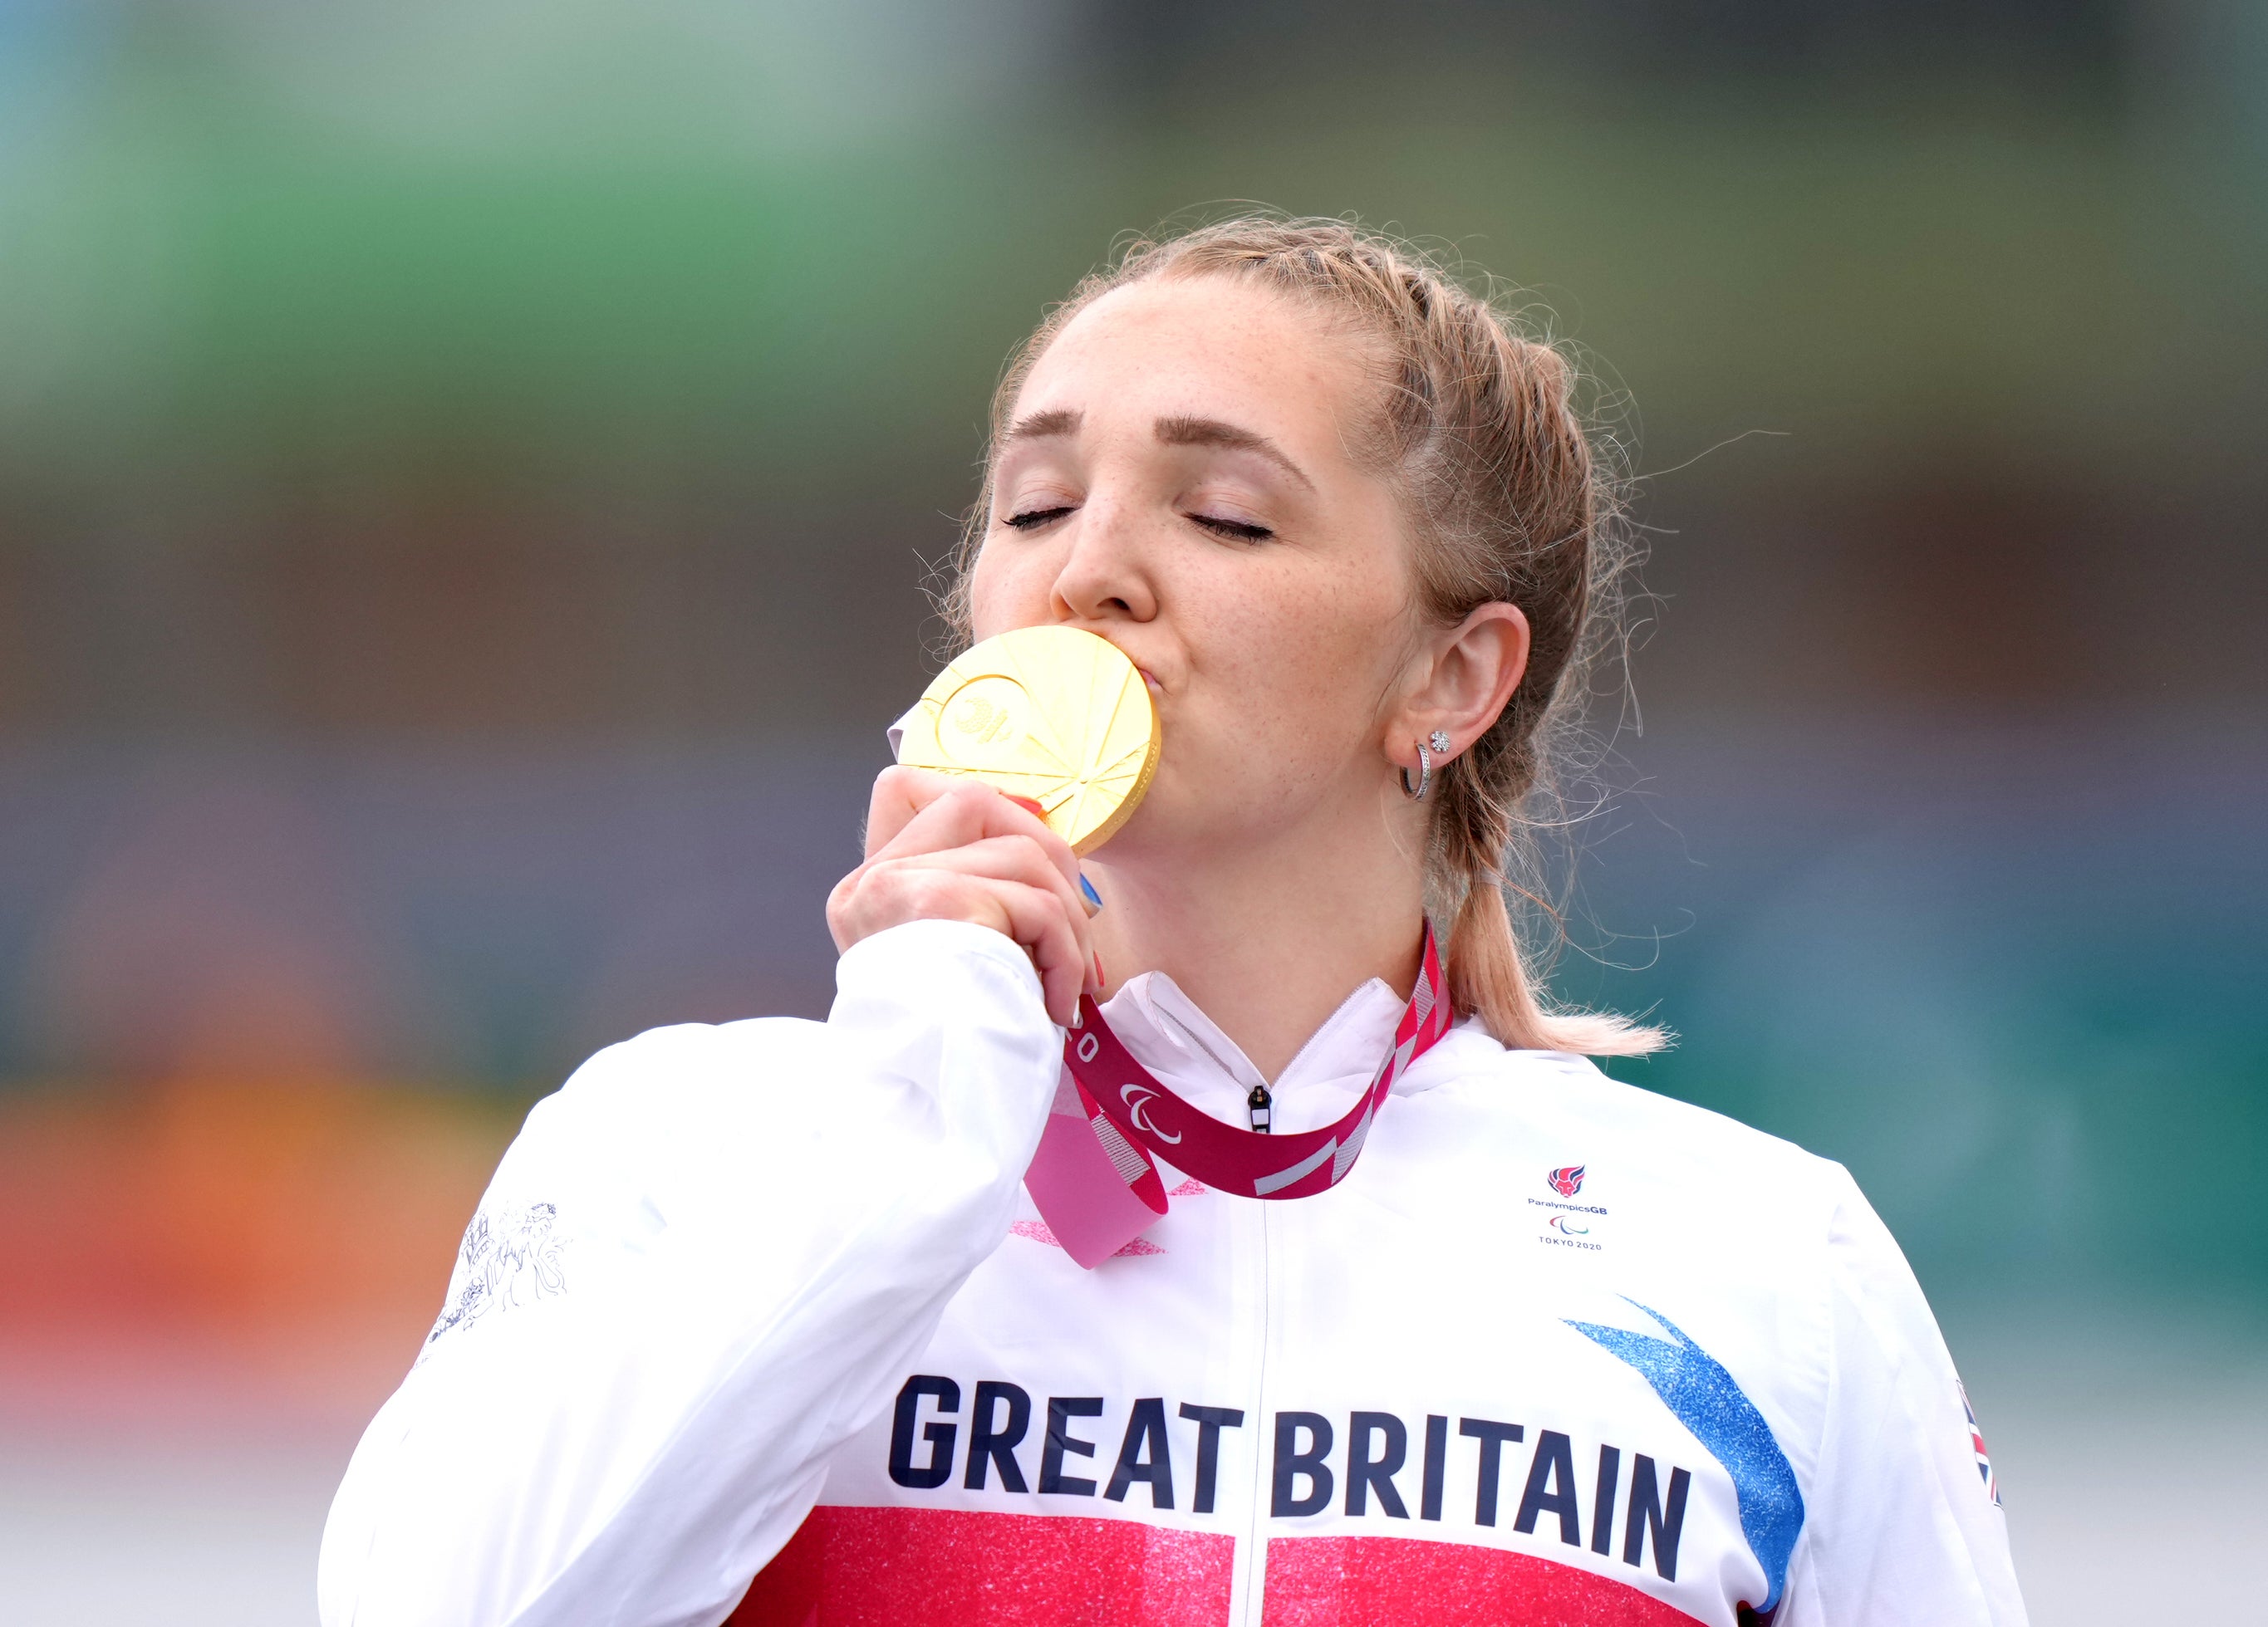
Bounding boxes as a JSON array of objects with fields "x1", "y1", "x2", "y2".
[
  {"x1": 967, "y1": 551, "x2": 1044, "y2": 638},
  {"x1": 1228, "y1": 609, "x2": 1376, "y2": 731}
]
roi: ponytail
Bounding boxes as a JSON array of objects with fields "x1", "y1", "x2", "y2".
[
  {"x1": 1445, "y1": 877, "x2": 1662, "y2": 1056},
  {"x1": 1435, "y1": 713, "x2": 1664, "y2": 1056}
]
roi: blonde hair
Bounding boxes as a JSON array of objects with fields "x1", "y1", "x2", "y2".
[{"x1": 947, "y1": 214, "x2": 1665, "y2": 1056}]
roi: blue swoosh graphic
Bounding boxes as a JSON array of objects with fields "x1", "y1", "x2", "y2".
[{"x1": 1565, "y1": 1300, "x2": 1804, "y2": 1614}]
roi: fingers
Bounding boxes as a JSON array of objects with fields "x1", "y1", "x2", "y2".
[
  {"x1": 862, "y1": 767, "x2": 965, "y2": 858},
  {"x1": 833, "y1": 773, "x2": 1100, "y2": 1026},
  {"x1": 864, "y1": 838, "x2": 1094, "y2": 1006},
  {"x1": 871, "y1": 834, "x2": 1088, "y2": 933},
  {"x1": 827, "y1": 864, "x2": 1092, "y2": 1026},
  {"x1": 865, "y1": 771, "x2": 1082, "y2": 893},
  {"x1": 984, "y1": 877, "x2": 1092, "y2": 1025}
]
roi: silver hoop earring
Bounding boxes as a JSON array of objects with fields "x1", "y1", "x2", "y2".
[{"x1": 1400, "y1": 741, "x2": 1432, "y2": 801}]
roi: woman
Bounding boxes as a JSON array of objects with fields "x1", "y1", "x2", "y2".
[{"x1": 319, "y1": 218, "x2": 2026, "y2": 1627}]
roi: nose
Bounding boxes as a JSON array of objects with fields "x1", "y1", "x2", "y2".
[{"x1": 1049, "y1": 496, "x2": 1159, "y2": 625}]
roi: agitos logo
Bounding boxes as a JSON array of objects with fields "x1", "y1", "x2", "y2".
[{"x1": 1548, "y1": 1165, "x2": 1586, "y2": 1198}]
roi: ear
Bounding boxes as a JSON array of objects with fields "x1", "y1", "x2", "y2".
[{"x1": 1390, "y1": 603, "x2": 1531, "y2": 768}]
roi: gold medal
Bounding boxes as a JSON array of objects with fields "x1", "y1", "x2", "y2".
[{"x1": 895, "y1": 625, "x2": 1161, "y2": 855}]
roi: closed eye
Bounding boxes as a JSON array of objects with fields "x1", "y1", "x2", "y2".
[
  {"x1": 1004, "y1": 505, "x2": 1074, "y2": 531},
  {"x1": 1190, "y1": 512, "x2": 1274, "y2": 543}
]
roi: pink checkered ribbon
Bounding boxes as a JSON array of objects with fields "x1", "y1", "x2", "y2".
[{"x1": 1023, "y1": 927, "x2": 1451, "y2": 1267}]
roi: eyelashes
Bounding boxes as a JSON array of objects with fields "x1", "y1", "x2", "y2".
[
  {"x1": 1000, "y1": 504, "x2": 1274, "y2": 544},
  {"x1": 1190, "y1": 513, "x2": 1274, "y2": 542}
]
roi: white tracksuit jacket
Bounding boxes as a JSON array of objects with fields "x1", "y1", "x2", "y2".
[{"x1": 318, "y1": 919, "x2": 2027, "y2": 1627}]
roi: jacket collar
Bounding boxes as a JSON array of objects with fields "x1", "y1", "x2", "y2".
[{"x1": 1095, "y1": 969, "x2": 1458, "y2": 1137}]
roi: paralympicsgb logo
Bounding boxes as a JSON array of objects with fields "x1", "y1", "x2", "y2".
[{"x1": 1548, "y1": 1165, "x2": 1586, "y2": 1198}]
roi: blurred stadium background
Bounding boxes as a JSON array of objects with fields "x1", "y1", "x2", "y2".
[{"x1": 1, "y1": 2, "x2": 2262, "y2": 1621}]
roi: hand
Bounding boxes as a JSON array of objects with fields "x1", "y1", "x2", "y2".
[{"x1": 827, "y1": 767, "x2": 1099, "y2": 1027}]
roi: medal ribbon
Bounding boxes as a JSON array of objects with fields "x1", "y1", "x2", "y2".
[{"x1": 1022, "y1": 925, "x2": 1452, "y2": 1267}]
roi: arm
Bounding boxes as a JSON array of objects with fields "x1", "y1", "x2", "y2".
[
  {"x1": 1782, "y1": 1167, "x2": 2029, "y2": 1626},
  {"x1": 317, "y1": 919, "x2": 1062, "y2": 1627}
]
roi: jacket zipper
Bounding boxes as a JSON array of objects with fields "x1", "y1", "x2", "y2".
[
  {"x1": 1239, "y1": 1192, "x2": 1274, "y2": 1625},
  {"x1": 1247, "y1": 1084, "x2": 1273, "y2": 1133}
]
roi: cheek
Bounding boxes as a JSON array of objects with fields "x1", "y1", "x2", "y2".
[
  {"x1": 965, "y1": 542, "x2": 1048, "y2": 640},
  {"x1": 1196, "y1": 578, "x2": 1404, "y2": 740}
]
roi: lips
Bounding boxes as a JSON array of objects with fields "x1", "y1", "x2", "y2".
[{"x1": 1070, "y1": 624, "x2": 1161, "y2": 695}]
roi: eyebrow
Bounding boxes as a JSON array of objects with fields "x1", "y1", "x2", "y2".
[
  {"x1": 1004, "y1": 408, "x2": 1082, "y2": 442},
  {"x1": 1155, "y1": 414, "x2": 1315, "y2": 491},
  {"x1": 1003, "y1": 407, "x2": 1315, "y2": 493}
]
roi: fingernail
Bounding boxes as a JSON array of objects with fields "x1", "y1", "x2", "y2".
[
  {"x1": 1004, "y1": 794, "x2": 1045, "y2": 820},
  {"x1": 1078, "y1": 873, "x2": 1102, "y2": 913},
  {"x1": 1093, "y1": 951, "x2": 1106, "y2": 988}
]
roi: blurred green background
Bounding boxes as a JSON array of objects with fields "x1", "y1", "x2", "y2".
[{"x1": 0, "y1": 2, "x2": 2262, "y2": 1622}]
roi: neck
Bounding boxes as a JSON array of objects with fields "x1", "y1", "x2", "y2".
[{"x1": 1084, "y1": 807, "x2": 1426, "y2": 1081}]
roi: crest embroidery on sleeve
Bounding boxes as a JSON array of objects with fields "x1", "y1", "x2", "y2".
[{"x1": 425, "y1": 1201, "x2": 568, "y2": 1348}]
